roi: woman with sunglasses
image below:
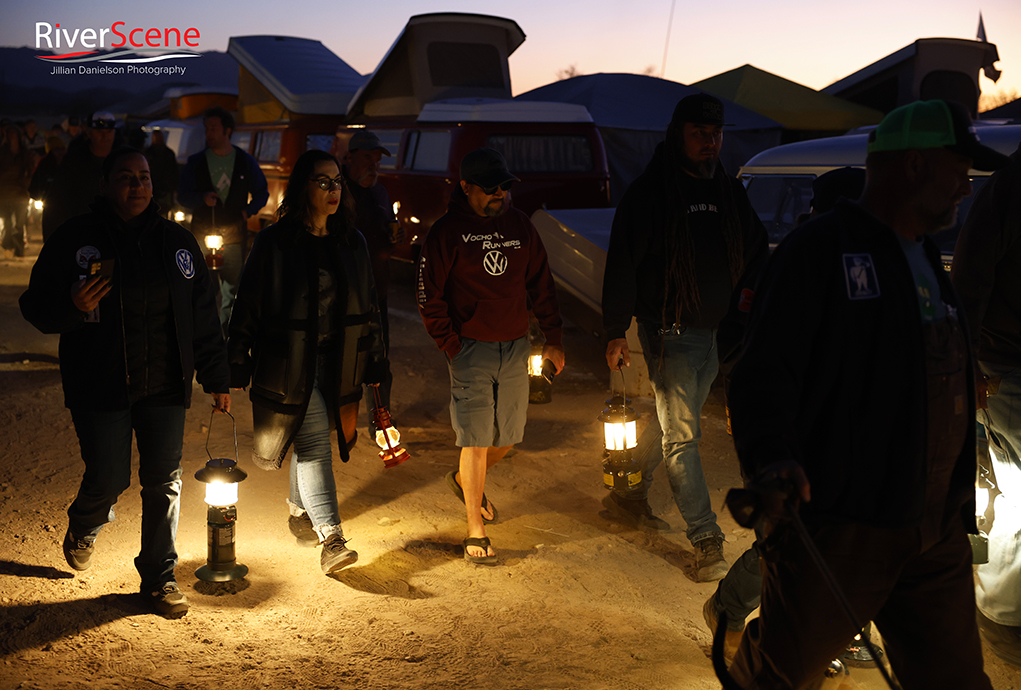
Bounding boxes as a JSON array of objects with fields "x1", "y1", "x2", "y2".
[{"x1": 227, "y1": 149, "x2": 387, "y2": 575}]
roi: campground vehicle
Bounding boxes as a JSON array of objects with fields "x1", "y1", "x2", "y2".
[
  {"x1": 332, "y1": 100, "x2": 611, "y2": 261},
  {"x1": 738, "y1": 122, "x2": 1021, "y2": 266},
  {"x1": 234, "y1": 116, "x2": 344, "y2": 227}
]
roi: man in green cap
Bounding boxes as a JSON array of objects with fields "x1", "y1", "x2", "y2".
[{"x1": 726, "y1": 99, "x2": 1007, "y2": 688}]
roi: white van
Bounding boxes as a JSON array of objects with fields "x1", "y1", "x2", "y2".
[{"x1": 739, "y1": 123, "x2": 1021, "y2": 265}]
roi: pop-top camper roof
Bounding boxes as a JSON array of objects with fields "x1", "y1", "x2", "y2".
[
  {"x1": 821, "y1": 38, "x2": 1000, "y2": 117},
  {"x1": 346, "y1": 13, "x2": 526, "y2": 120},
  {"x1": 228, "y1": 35, "x2": 365, "y2": 121}
]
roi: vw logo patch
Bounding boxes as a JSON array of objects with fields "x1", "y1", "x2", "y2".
[
  {"x1": 484, "y1": 250, "x2": 508, "y2": 276},
  {"x1": 75, "y1": 246, "x2": 101, "y2": 269},
  {"x1": 176, "y1": 249, "x2": 195, "y2": 279}
]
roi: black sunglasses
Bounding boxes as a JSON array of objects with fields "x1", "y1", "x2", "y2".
[
  {"x1": 312, "y1": 175, "x2": 343, "y2": 190},
  {"x1": 478, "y1": 180, "x2": 513, "y2": 195}
]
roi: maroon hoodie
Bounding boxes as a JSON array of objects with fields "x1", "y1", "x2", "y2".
[{"x1": 417, "y1": 189, "x2": 562, "y2": 358}]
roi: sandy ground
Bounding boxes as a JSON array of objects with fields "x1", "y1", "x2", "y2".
[{"x1": 1, "y1": 227, "x2": 1018, "y2": 690}]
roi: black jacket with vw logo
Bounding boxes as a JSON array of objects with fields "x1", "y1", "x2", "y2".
[
  {"x1": 417, "y1": 188, "x2": 562, "y2": 358},
  {"x1": 20, "y1": 198, "x2": 229, "y2": 411}
]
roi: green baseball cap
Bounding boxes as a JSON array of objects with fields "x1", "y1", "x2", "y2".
[{"x1": 867, "y1": 100, "x2": 1009, "y2": 171}]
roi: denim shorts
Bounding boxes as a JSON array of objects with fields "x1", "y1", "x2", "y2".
[{"x1": 448, "y1": 337, "x2": 529, "y2": 448}]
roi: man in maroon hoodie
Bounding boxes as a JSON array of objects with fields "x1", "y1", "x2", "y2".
[{"x1": 418, "y1": 148, "x2": 565, "y2": 564}]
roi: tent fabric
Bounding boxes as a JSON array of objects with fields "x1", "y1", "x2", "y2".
[
  {"x1": 516, "y1": 73, "x2": 780, "y2": 132},
  {"x1": 693, "y1": 64, "x2": 884, "y2": 131},
  {"x1": 516, "y1": 73, "x2": 782, "y2": 203}
]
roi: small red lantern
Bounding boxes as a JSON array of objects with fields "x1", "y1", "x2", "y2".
[{"x1": 371, "y1": 386, "x2": 410, "y2": 469}]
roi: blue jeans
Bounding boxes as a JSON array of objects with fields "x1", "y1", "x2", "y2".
[
  {"x1": 634, "y1": 322, "x2": 722, "y2": 545},
  {"x1": 68, "y1": 403, "x2": 186, "y2": 590},
  {"x1": 977, "y1": 361, "x2": 1021, "y2": 626},
  {"x1": 288, "y1": 380, "x2": 343, "y2": 541},
  {"x1": 217, "y1": 242, "x2": 244, "y2": 327}
]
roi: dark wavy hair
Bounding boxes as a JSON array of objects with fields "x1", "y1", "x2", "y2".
[{"x1": 278, "y1": 149, "x2": 353, "y2": 234}]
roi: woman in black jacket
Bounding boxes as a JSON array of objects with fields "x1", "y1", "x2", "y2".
[{"x1": 227, "y1": 150, "x2": 387, "y2": 575}]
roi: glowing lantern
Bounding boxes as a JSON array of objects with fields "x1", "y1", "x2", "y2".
[
  {"x1": 205, "y1": 233, "x2": 224, "y2": 270},
  {"x1": 371, "y1": 386, "x2": 409, "y2": 469},
  {"x1": 599, "y1": 394, "x2": 641, "y2": 492},
  {"x1": 194, "y1": 411, "x2": 248, "y2": 582},
  {"x1": 528, "y1": 352, "x2": 554, "y2": 404}
]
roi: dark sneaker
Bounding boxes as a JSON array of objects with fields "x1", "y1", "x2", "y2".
[
  {"x1": 703, "y1": 593, "x2": 743, "y2": 664},
  {"x1": 321, "y1": 534, "x2": 358, "y2": 575},
  {"x1": 695, "y1": 535, "x2": 729, "y2": 582},
  {"x1": 147, "y1": 581, "x2": 189, "y2": 619},
  {"x1": 978, "y1": 610, "x2": 1021, "y2": 666},
  {"x1": 601, "y1": 492, "x2": 671, "y2": 532},
  {"x1": 289, "y1": 513, "x2": 319, "y2": 548},
  {"x1": 62, "y1": 529, "x2": 96, "y2": 571}
]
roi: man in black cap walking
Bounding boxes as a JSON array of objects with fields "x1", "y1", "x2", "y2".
[
  {"x1": 417, "y1": 148, "x2": 564, "y2": 564},
  {"x1": 601, "y1": 93, "x2": 768, "y2": 582}
]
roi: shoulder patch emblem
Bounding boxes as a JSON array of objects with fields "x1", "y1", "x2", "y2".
[
  {"x1": 75, "y1": 246, "x2": 101, "y2": 269},
  {"x1": 842, "y1": 253, "x2": 880, "y2": 300},
  {"x1": 176, "y1": 249, "x2": 195, "y2": 279}
]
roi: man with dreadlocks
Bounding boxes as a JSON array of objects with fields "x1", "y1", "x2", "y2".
[{"x1": 601, "y1": 93, "x2": 768, "y2": 582}]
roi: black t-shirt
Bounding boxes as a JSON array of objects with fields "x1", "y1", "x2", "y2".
[
  {"x1": 672, "y1": 174, "x2": 734, "y2": 328},
  {"x1": 302, "y1": 232, "x2": 345, "y2": 350}
]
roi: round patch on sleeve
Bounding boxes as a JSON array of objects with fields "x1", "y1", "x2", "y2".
[
  {"x1": 75, "y1": 246, "x2": 101, "y2": 269},
  {"x1": 175, "y1": 249, "x2": 196, "y2": 279}
]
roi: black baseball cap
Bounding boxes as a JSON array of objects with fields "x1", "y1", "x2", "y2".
[
  {"x1": 671, "y1": 93, "x2": 732, "y2": 127},
  {"x1": 811, "y1": 167, "x2": 866, "y2": 214},
  {"x1": 867, "y1": 100, "x2": 1009, "y2": 172},
  {"x1": 460, "y1": 148, "x2": 519, "y2": 189}
]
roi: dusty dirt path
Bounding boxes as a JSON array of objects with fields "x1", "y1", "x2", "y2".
[{"x1": 0, "y1": 236, "x2": 1017, "y2": 690}]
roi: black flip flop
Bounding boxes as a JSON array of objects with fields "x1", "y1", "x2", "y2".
[
  {"x1": 445, "y1": 470, "x2": 499, "y2": 523},
  {"x1": 463, "y1": 536, "x2": 498, "y2": 565}
]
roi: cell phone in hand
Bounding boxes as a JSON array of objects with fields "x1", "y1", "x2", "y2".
[{"x1": 88, "y1": 258, "x2": 114, "y2": 280}]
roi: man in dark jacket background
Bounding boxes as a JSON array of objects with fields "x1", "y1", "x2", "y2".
[
  {"x1": 952, "y1": 139, "x2": 1021, "y2": 667},
  {"x1": 179, "y1": 107, "x2": 268, "y2": 328},
  {"x1": 20, "y1": 147, "x2": 230, "y2": 620},
  {"x1": 42, "y1": 111, "x2": 118, "y2": 242},
  {"x1": 417, "y1": 148, "x2": 564, "y2": 563},
  {"x1": 726, "y1": 100, "x2": 1004, "y2": 689},
  {"x1": 342, "y1": 130, "x2": 403, "y2": 433},
  {"x1": 601, "y1": 93, "x2": 768, "y2": 582},
  {"x1": 144, "y1": 128, "x2": 180, "y2": 219}
]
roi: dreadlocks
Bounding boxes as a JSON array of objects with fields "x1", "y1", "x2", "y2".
[{"x1": 660, "y1": 124, "x2": 746, "y2": 330}]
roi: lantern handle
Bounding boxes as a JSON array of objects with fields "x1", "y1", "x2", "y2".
[
  {"x1": 205, "y1": 408, "x2": 239, "y2": 464},
  {"x1": 612, "y1": 359, "x2": 629, "y2": 399}
]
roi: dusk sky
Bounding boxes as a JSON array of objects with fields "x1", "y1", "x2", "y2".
[{"x1": 4, "y1": 0, "x2": 1019, "y2": 104}]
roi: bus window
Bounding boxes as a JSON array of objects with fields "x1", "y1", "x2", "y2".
[{"x1": 744, "y1": 175, "x2": 814, "y2": 245}]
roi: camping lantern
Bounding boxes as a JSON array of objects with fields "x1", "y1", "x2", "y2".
[
  {"x1": 599, "y1": 394, "x2": 642, "y2": 492},
  {"x1": 194, "y1": 411, "x2": 248, "y2": 582},
  {"x1": 205, "y1": 232, "x2": 224, "y2": 270},
  {"x1": 528, "y1": 352, "x2": 554, "y2": 404},
  {"x1": 371, "y1": 385, "x2": 410, "y2": 469}
]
